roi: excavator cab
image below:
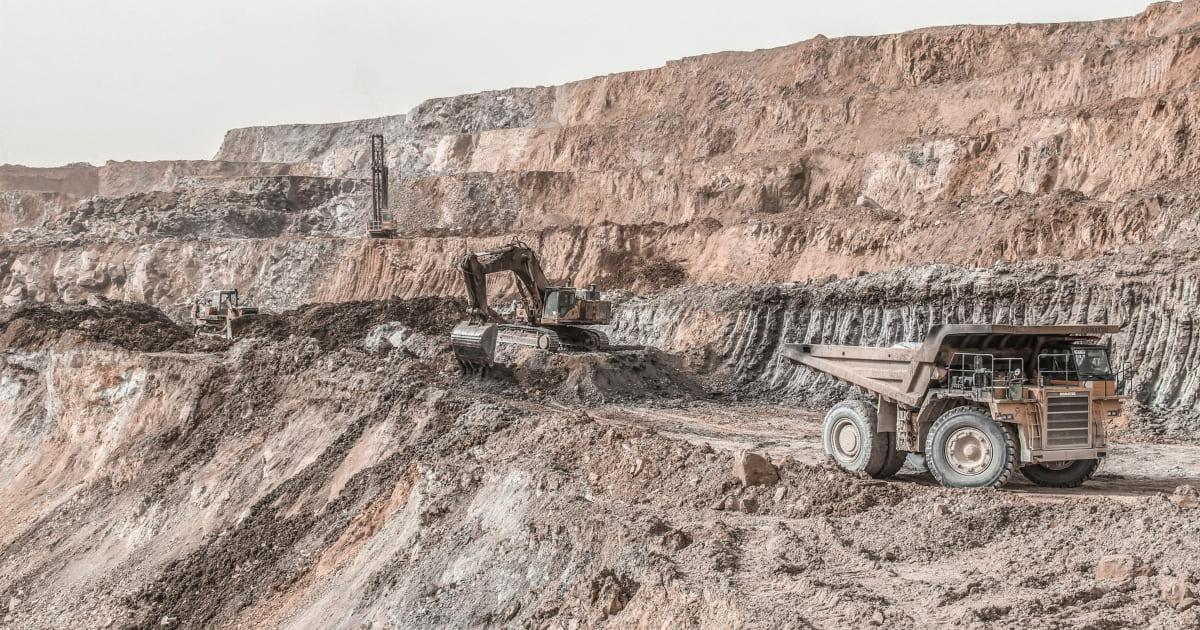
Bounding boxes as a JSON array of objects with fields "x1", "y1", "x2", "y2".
[
  {"x1": 544, "y1": 288, "x2": 575, "y2": 318},
  {"x1": 211, "y1": 290, "x2": 240, "y2": 314},
  {"x1": 522, "y1": 285, "x2": 611, "y2": 324}
]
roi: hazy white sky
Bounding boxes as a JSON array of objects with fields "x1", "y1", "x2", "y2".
[{"x1": 0, "y1": 0, "x2": 1153, "y2": 167}]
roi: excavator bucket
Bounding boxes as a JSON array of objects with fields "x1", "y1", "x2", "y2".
[{"x1": 451, "y1": 322, "x2": 499, "y2": 372}]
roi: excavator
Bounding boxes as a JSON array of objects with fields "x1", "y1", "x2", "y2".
[{"x1": 451, "y1": 241, "x2": 612, "y2": 371}]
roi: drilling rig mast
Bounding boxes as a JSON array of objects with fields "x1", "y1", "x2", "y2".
[{"x1": 367, "y1": 134, "x2": 394, "y2": 238}]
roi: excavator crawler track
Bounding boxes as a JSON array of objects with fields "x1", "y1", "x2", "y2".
[
  {"x1": 553, "y1": 328, "x2": 610, "y2": 352},
  {"x1": 497, "y1": 325, "x2": 562, "y2": 352}
]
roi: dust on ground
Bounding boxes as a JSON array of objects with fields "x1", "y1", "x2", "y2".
[
  {"x1": 490, "y1": 346, "x2": 707, "y2": 404},
  {"x1": 2, "y1": 298, "x2": 1199, "y2": 630}
]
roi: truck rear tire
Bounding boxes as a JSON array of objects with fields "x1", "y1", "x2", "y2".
[
  {"x1": 1020, "y1": 459, "x2": 1101, "y2": 488},
  {"x1": 822, "y1": 401, "x2": 890, "y2": 477},
  {"x1": 926, "y1": 407, "x2": 1016, "y2": 489},
  {"x1": 876, "y1": 433, "x2": 908, "y2": 479}
]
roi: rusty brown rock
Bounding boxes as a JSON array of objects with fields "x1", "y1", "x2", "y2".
[
  {"x1": 733, "y1": 450, "x2": 779, "y2": 487},
  {"x1": 1095, "y1": 555, "x2": 1152, "y2": 582},
  {"x1": 1168, "y1": 485, "x2": 1199, "y2": 509}
]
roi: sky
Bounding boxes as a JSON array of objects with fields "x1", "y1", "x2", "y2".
[{"x1": 0, "y1": 0, "x2": 1154, "y2": 167}]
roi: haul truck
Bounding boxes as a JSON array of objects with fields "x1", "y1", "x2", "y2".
[{"x1": 782, "y1": 325, "x2": 1124, "y2": 489}]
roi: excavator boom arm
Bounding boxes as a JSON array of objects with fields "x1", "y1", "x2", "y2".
[{"x1": 459, "y1": 241, "x2": 550, "y2": 324}]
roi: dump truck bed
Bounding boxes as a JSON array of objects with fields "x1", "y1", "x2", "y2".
[{"x1": 781, "y1": 324, "x2": 1119, "y2": 407}]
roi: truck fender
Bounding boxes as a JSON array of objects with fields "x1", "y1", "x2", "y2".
[
  {"x1": 1015, "y1": 424, "x2": 1033, "y2": 464},
  {"x1": 876, "y1": 397, "x2": 898, "y2": 433}
]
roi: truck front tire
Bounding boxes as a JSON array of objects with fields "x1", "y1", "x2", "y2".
[
  {"x1": 926, "y1": 406, "x2": 1016, "y2": 489},
  {"x1": 822, "y1": 401, "x2": 891, "y2": 477},
  {"x1": 1020, "y1": 459, "x2": 1100, "y2": 488}
]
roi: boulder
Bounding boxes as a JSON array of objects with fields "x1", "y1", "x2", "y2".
[
  {"x1": 1095, "y1": 554, "x2": 1152, "y2": 581},
  {"x1": 1168, "y1": 485, "x2": 1199, "y2": 509},
  {"x1": 733, "y1": 450, "x2": 779, "y2": 486},
  {"x1": 1159, "y1": 576, "x2": 1196, "y2": 611}
]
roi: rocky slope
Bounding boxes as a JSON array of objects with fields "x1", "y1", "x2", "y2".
[
  {"x1": 3, "y1": 3, "x2": 1200, "y2": 628},
  {"x1": 612, "y1": 260, "x2": 1200, "y2": 437},
  {"x1": 2, "y1": 301, "x2": 1199, "y2": 629},
  {"x1": 1, "y1": 3, "x2": 1197, "y2": 424}
]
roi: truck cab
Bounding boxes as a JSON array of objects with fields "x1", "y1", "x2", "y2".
[{"x1": 937, "y1": 342, "x2": 1119, "y2": 472}]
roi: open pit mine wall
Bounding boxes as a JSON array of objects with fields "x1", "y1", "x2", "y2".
[
  {"x1": 3, "y1": 182, "x2": 1197, "y2": 310},
  {"x1": 211, "y1": 0, "x2": 1200, "y2": 234},
  {"x1": 1, "y1": 1, "x2": 1199, "y2": 427},
  {"x1": 0, "y1": 161, "x2": 317, "y2": 200},
  {"x1": 609, "y1": 267, "x2": 1200, "y2": 433},
  {"x1": 3, "y1": 241, "x2": 1198, "y2": 429},
  {"x1": 7, "y1": 0, "x2": 1200, "y2": 230}
]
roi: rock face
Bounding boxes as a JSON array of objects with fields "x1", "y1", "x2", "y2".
[
  {"x1": 604, "y1": 260, "x2": 1200, "y2": 438},
  {"x1": 8, "y1": 4, "x2": 1200, "y2": 627},
  {"x1": 0, "y1": 160, "x2": 315, "y2": 198},
  {"x1": 219, "y1": 0, "x2": 1200, "y2": 220},
  {"x1": 2, "y1": 2, "x2": 1200, "y2": 437},
  {"x1": 0, "y1": 164, "x2": 98, "y2": 197},
  {"x1": 215, "y1": 115, "x2": 407, "y2": 177}
]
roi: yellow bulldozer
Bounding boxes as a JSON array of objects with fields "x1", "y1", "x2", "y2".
[{"x1": 191, "y1": 289, "x2": 259, "y2": 339}]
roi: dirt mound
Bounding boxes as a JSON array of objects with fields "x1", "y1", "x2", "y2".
[
  {"x1": 498, "y1": 346, "x2": 707, "y2": 403},
  {"x1": 596, "y1": 250, "x2": 688, "y2": 292},
  {"x1": 0, "y1": 296, "x2": 466, "y2": 357},
  {"x1": 3, "y1": 314, "x2": 1200, "y2": 628},
  {"x1": 236, "y1": 296, "x2": 465, "y2": 350},
  {"x1": 0, "y1": 298, "x2": 190, "y2": 352}
]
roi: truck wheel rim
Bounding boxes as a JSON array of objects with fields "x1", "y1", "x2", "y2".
[
  {"x1": 945, "y1": 427, "x2": 992, "y2": 476},
  {"x1": 831, "y1": 418, "x2": 861, "y2": 461}
]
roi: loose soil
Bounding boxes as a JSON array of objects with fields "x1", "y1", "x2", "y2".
[{"x1": 2, "y1": 299, "x2": 1197, "y2": 629}]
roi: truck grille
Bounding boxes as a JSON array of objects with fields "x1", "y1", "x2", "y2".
[{"x1": 1045, "y1": 392, "x2": 1091, "y2": 448}]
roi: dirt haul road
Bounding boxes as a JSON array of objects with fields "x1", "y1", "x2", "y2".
[{"x1": 592, "y1": 403, "x2": 1200, "y2": 501}]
